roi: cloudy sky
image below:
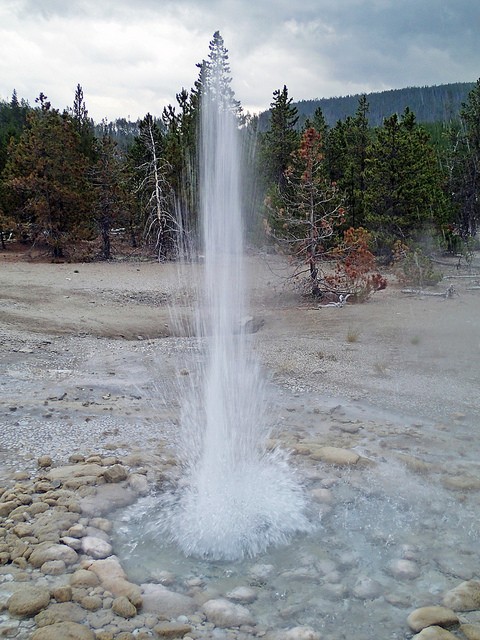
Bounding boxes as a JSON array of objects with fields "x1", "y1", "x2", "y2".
[{"x1": 1, "y1": 0, "x2": 478, "y2": 122}]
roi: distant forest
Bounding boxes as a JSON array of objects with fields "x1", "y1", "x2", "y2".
[{"x1": 258, "y1": 82, "x2": 476, "y2": 130}]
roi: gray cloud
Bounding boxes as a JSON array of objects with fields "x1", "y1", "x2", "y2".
[{"x1": 1, "y1": 0, "x2": 478, "y2": 121}]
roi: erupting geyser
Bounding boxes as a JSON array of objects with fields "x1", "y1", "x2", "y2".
[{"x1": 163, "y1": 34, "x2": 311, "y2": 560}]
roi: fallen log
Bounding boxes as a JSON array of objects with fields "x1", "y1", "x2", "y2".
[{"x1": 401, "y1": 284, "x2": 457, "y2": 298}]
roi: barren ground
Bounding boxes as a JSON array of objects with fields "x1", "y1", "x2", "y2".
[{"x1": 1, "y1": 247, "x2": 480, "y2": 478}]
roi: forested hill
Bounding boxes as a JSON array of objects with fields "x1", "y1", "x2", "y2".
[{"x1": 259, "y1": 82, "x2": 475, "y2": 129}]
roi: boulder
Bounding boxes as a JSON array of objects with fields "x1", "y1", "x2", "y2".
[
  {"x1": 70, "y1": 569, "x2": 100, "y2": 588},
  {"x1": 443, "y1": 580, "x2": 480, "y2": 611},
  {"x1": 141, "y1": 583, "x2": 196, "y2": 618},
  {"x1": 34, "y1": 602, "x2": 85, "y2": 626},
  {"x1": 31, "y1": 621, "x2": 95, "y2": 640},
  {"x1": 412, "y1": 626, "x2": 458, "y2": 639},
  {"x1": 103, "y1": 464, "x2": 128, "y2": 483},
  {"x1": 460, "y1": 623, "x2": 480, "y2": 640},
  {"x1": 7, "y1": 586, "x2": 50, "y2": 617},
  {"x1": 309, "y1": 446, "x2": 360, "y2": 466},
  {"x1": 112, "y1": 595, "x2": 137, "y2": 618},
  {"x1": 81, "y1": 536, "x2": 112, "y2": 559},
  {"x1": 153, "y1": 622, "x2": 193, "y2": 638},
  {"x1": 203, "y1": 598, "x2": 254, "y2": 627},
  {"x1": 89, "y1": 557, "x2": 142, "y2": 607},
  {"x1": 407, "y1": 606, "x2": 459, "y2": 632},
  {"x1": 29, "y1": 543, "x2": 78, "y2": 568}
]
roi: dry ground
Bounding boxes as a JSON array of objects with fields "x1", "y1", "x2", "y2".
[{"x1": 1, "y1": 246, "x2": 480, "y2": 477}]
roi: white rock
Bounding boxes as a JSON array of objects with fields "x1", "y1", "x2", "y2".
[
  {"x1": 249, "y1": 564, "x2": 275, "y2": 581},
  {"x1": 141, "y1": 583, "x2": 196, "y2": 618},
  {"x1": 284, "y1": 627, "x2": 322, "y2": 640},
  {"x1": 81, "y1": 536, "x2": 113, "y2": 559},
  {"x1": 203, "y1": 598, "x2": 254, "y2": 627},
  {"x1": 353, "y1": 576, "x2": 383, "y2": 600},
  {"x1": 387, "y1": 559, "x2": 420, "y2": 580},
  {"x1": 225, "y1": 586, "x2": 257, "y2": 604},
  {"x1": 128, "y1": 473, "x2": 149, "y2": 495}
]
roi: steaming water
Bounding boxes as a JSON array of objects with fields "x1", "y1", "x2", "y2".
[{"x1": 159, "y1": 78, "x2": 310, "y2": 560}]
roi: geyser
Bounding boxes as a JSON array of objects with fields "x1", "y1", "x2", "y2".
[{"x1": 163, "y1": 34, "x2": 311, "y2": 560}]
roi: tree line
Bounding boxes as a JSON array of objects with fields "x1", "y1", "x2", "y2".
[{"x1": 0, "y1": 33, "x2": 479, "y2": 295}]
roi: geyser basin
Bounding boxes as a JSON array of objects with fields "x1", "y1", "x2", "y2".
[{"x1": 113, "y1": 429, "x2": 479, "y2": 638}]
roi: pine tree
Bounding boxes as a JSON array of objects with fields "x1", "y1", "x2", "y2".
[
  {"x1": 200, "y1": 31, "x2": 243, "y2": 119},
  {"x1": 364, "y1": 108, "x2": 447, "y2": 250},
  {"x1": 448, "y1": 78, "x2": 480, "y2": 237},
  {"x1": 4, "y1": 95, "x2": 92, "y2": 258},
  {"x1": 69, "y1": 83, "x2": 97, "y2": 161},
  {"x1": 91, "y1": 131, "x2": 131, "y2": 260},
  {"x1": 261, "y1": 85, "x2": 299, "y2": 190},
  {"x1": 326, "y1": 96, "x2": 371, "y2": 227}
]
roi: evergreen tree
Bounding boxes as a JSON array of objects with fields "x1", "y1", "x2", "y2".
[
  {"x1": 364, "y1": 107, "x2": 447, "y2": 250},
  {"x1": 448, "y1": 78, "x2": 480, "y2": 237},
  {"x1": 261, "y1": 85, "x2": 299, "y2": 190},
  {"x1": 4, "y1": 95, "x2": 92, "y2": 258},
  {"x1": 326, "y1": 96, "x2": 371, "y2": 227},
  {"x1": 91, "y1": 131, "x2": 131, "y2": 260},
  {"x1": 69, "y1": 83, "x2": 97, "y2": 161},
  {"x1": 199, "y1": 31, "x2": 243, "y2": 119}
]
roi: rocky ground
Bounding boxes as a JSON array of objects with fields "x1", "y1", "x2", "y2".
[{"x1": 1, "y1": 249, "x2": 480, "y2": 639}]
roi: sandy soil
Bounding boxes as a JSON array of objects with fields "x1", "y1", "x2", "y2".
[{"x1": 1, "y1": 248, "x2": 480, "y2": 479}]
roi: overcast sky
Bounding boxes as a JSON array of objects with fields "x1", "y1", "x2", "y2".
[{"x1": 1, "y1": 0, "x2": 478, "y2": 122}]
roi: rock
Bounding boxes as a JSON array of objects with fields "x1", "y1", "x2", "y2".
[
  {"x1": 0, "y1": 500, "x2": 19, "y2": 517},
  {"x1": 309, "y1": 446, "x2": 360, "y2": 466},
  {"x1": 266, "y1": 627, "x2": 321, "y2": 640},
  {"x1": 441, "y1": 475, "x2": 480, "y2": 491},
  {"x1": 79, "y1": 595, "x2": 102, "y2": 611},
  {"x1": 89, "y1": 517, "x2": 112, "y2": 533},
  {"x1": 38, "y1": 456, "x2": 53, "y2": 468},
  {"x1": 141, "y1": 583, "x2": 196, "y2": 618},
  {"x1": 34, "y1": 602, "x2": 85, "y2": 626},
  {"x1": 13, "y1": 522, "x2": 34, "y2": 537},
  {"x1": 70, "y1": 569, "x2": 100, "y2": 588},
  {"x1": 7, "y1": 585, "x2": 51, "y2": 617},
  {"x1": 112, "y1": 595, "x2": 137, "y2": 618},
  {"x1": 31, "y1": 621, "x2": 95, "y2": 640},
  {"x1": 52, "y1": 585, "x2": 73, "y2": 602},
  {"x1": 407, "y1": 606, "x2": 459, "y2": 632},
  {"x1": 284, "y1": 627, "x2": 322, "y2": 640},
  {"x1": 90, "y1": 557, "x2": 142, "y2": 606},
  {"x1": 128, "y1": 473, "x2": 149, "y2": 495},
  {"x1": 203, "y1": 598, "x2": 254, "y2": 627},
  {"x1": 79, "y1": 484, "x2": 136, "y2": 517},
  {"x1": 248, "y1": 564, "x2": 275, "y2": 581},
  {"x1": 103, "y1": 464, "x2": 128, "y2": 483},
  {"x1": 47, "y1": 464, "x2": 104, "y2": 482},
  {"x1": 443, "y1": 580, "x2": 480, "y2": 611},
  {"x1": 387, "y1": 559, "x2": 420, "y2": 580},
  {"x1": 226, "y1": 586, "x2": 258, "y2": 604},
  {"x1": 41, "y1": 559, "x2": 66, "y2": 575},
  {"x1": 460, "y1": 623, "x2": 480, "y2": 640},
  {"x1": 29, "y1": 543, "x2": 78, "y2": 568},
  {"x1": 412, "y1": 626, "x2": 458, "y2": 639},
  {"x1": 352, "y1": 576, "x2": 383, "y2": 600},
  {"x1": 81, "y1": 536, "x2": 112, "y2": 559},
  {"x1": 153, "y1": 622, "x2": 192, "y2": 638}
]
